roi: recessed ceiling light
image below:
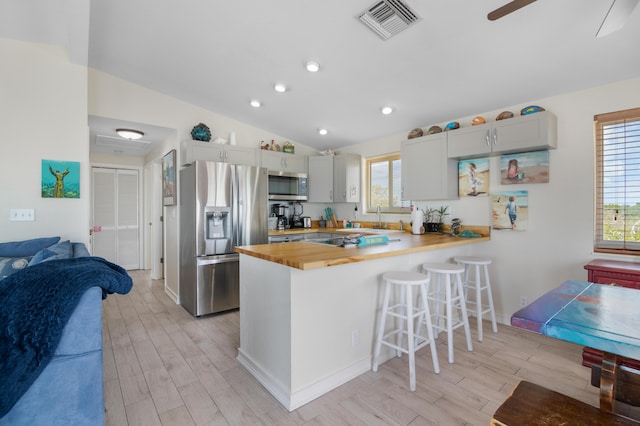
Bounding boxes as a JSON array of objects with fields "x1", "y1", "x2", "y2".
[
  {"x1": 274, "y1": 83, "x2": 287, "y2": 93},
  {"x1": 318, "y1": 128, "x2": 328, "y2": 135},
  {"x1": 381, "y1": 106, "x2": 393, "y2": 115},
  {"x1": 250, "y1": 99, "x2": 261, "y2": 108},
  {"x1": 116, "y1": 128, "x2": 144, "y2": 140},
  {"x1": 305, "y1": 61, "x2": 320, "y2": 72}
]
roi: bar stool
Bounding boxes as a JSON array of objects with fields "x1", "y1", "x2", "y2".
[
  {"x1": 454, "y1": 256, "x2": 498, "y2": 342},
  {"x1": 372, "y1": 271, "x2": 440, "y2": 391},
  {"x1": 421, "y1": 262, "x2": 473, "y2": 364}
]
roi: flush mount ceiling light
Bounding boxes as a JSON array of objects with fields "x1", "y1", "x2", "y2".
[
  {"x1": 305, "y1": 61, "x2": 320, "y2": 72},
  {"x1": 274, "y1": 83, "x2": 287, "y2": 93},
  {"x1": 116, "y1": 128, "x2": 144, "y2": 140},
  {"x1": 318, "y1": 128, "x2": 328, "y2": 135},
  {"x1": 381, "y1": 106, "x2": 393, "y2": 115},
  {"x1": 250, "y1": 99, "x2": 261, "y2": 108}
]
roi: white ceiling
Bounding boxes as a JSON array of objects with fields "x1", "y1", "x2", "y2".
[{"x1": 3, "y1": 0, "x2": 640, "y2": 156}]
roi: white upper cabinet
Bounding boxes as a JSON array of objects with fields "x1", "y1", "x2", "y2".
[
  {"x1": 261, "y1": 150, "x2": 308, "y2": 173},
  {"x1": 447, "y1": 111, "x2": 557, "y2": 159},
  {"x1": 183, "y1": 140, "x2": 259, "y2": 166},
  {"x1": 308, "y1": 154, "x2": 361, "y2": 203},
  {"x1": 308, "y1": 155, "x2": 334, "y2": 202},
  {"x1": 333, "y1": 153, "x2": 361, "y2": 203},
  {"x1": 401, "y1": 133, "x2": 459, "y2": 201}
]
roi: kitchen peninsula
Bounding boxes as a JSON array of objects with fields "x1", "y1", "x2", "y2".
[{"x1": 235, "y1": 227, "x2": 490, "y2": 411}]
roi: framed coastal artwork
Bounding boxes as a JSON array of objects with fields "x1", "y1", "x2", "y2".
[
  {"x1": 41, "y1": 160, "x2": 80, "y2": 198},
  {"x1": 163, "y1": 150, "x2": 176, "y2": 206},
  {"x1": 492, "y1": 190, "x2": 528, "y2": 231},
  {"x1": 458, "y1": 158, "x2": 490, "y2": 197},
  {"x1": 500, "y1": 151, "x2": 549, "y2": 185}
]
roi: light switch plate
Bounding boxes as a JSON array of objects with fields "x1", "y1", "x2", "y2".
[{"x1": 10, "y1": 208, "x2": 35, "y2": 221}]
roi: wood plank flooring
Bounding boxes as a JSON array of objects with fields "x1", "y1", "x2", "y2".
[{"x1": 103, "y1": 270, "x2": 600, "y2": 425}]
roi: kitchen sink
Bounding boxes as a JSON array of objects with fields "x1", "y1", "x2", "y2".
[
  {"x1": 304, "y1": 237, "x2": 345, "y2": 247},
  {"x1": 333, "y1": 228, "x2": 404, "y2": 235}
]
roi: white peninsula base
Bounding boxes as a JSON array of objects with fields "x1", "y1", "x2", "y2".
[{"x1": 236, "y1": 245, "x2": 472, "y2": 411}]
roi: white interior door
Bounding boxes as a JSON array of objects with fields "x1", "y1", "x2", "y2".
[{"x1": 92, "y1": 167, "x2": 140, "y2": 269}]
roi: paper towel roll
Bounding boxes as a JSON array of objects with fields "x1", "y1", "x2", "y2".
[
  {"x1": 411, "y1": 209, "x2": 424, "y2": 235},
  {"x1": 229, "y1": 131, "x2": 237, "y2": 145}
]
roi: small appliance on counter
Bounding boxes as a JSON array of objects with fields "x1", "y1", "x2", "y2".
[
  {"x1": 290, "y1": 201, "x2": 304, "y2": 228},
  {"x1": 271, "y1": 203, "x2": 290, "y2": 230},
  {"x1": 302, "y1": 216, "x2": 312, "y2": 228}
]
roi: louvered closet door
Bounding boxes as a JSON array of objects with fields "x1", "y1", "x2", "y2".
[{"x1": 92, "y1": 167, "x2": 140, "y2": 269}]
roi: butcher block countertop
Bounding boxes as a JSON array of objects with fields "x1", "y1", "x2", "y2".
[{"x1": 236, "y1": 226, "x2": 490, "y2": 271}]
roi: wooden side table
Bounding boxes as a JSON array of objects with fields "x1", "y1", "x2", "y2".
[{"x1": 583, "y1": 260, "x2": 640, "y2": 371}]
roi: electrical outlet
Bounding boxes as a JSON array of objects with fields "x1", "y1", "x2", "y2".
[
  {"x1": 520, "y1": 296, "x2": 528, "y2": 307},
  {"x1": 352, "y1": 329, "x2": 359, "y2": 347}
]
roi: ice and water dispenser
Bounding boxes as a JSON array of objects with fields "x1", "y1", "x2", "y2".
[{"x1": 204, "y1": 207, "x2": 232, "y2": 254}]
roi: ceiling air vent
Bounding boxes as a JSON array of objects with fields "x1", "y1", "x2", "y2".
[{"x1": 357, "y1": 0, "x2": 421, "y2": 40}]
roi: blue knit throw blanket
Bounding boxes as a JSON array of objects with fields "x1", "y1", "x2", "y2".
[{"x1": 0, "y1": 257, "x2": 133, "y2": 417}]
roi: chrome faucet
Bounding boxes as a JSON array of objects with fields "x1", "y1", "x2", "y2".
[{"x1": 376, "y1": 205, "x2": 382, "y2": 229}]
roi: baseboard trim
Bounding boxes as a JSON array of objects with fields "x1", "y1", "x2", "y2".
[{"x1": 237, "y1": 349, "x2": 372, "y2": 412}]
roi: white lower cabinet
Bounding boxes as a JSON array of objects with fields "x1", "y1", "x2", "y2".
[{"x1": 401, "y1": 133, "x2": 459, "y2": 201}]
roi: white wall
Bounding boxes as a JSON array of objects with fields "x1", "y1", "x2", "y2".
[
  {"x1": 331, "y1": 76, "x2": 640, "y2": 322},
  {"x1": 0, "y1": 39, "x2": 89, "y2": 245}
]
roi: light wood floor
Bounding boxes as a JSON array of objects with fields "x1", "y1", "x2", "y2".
[{"x1": 103, "y1": 270, "x2": 600, "y2": 425}]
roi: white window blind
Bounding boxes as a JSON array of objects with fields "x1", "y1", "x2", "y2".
[{"x1": 595, "y1": 107, "x2": 640, "y2": 252}]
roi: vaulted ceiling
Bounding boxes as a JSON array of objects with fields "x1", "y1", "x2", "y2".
[{"x1": 3, "y1": 0, "x2": 640, "y2": 156}]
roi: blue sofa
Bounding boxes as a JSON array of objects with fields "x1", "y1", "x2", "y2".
[{"x1": 0, "y1": 237, "x2": 126, "y2": 426}]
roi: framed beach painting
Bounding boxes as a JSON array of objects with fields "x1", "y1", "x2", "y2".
[
  {"x1": 492, "y1": 190, "x2": 528, "y2": 231},
  {"x1": 500, "y1": 151, "x2": 549, "y2": 184},
  {"x1": 42, "y1": 160, "x2": 80, "y2": 198},
  {"x1": 163, "y1": 149, "x2": 176, "y2": 206},
  {"x1": 458, "y1": 158, "x2": 489, "y2": 197}
]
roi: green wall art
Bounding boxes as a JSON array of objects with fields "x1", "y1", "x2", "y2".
[{"x1": 42, "y1": 160, "x2": 80, "y2": 198}]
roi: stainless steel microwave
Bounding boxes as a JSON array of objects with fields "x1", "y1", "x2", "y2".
[{"x1": 268, "y1": 171, "x2": 308, "y2": 201}]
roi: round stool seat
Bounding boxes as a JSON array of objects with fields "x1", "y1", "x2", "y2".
[
  {"x1": 422, "y1": 262, "x2": 465, "y2": 274},
  {"x1": 454, "y1": 256, "x2": 492, "y2": 265},
  {"x1": 382, "y1": 271, "x2": 429, "y2": 285}
]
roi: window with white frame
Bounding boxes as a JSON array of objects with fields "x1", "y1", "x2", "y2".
[
  {"x1": 595, "y1": 107, "x2": 640, "y2": 253},
  {"x1": 365, "y1": 153, "x2": 410, "y2": 213}
]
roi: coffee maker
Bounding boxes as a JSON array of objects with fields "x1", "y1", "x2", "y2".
[{"x1": 271, "y1": 204, "x2": 289, "y2": 230}]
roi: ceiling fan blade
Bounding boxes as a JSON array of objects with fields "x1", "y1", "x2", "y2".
[
  {"x1": 596, "y1": 0, "x2": 640, "y2": 37},
  {"x1": 488, "y1": 0, "x2": 537, "y2": 21}
]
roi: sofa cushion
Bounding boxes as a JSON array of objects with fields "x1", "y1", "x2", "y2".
[
  {"x1": 0, "y1": 257, "x2": 32, "y2": 280},
  {"x1": 0, "y1": 237, "x2": 60, "y2": 257},
  {"x1": 28, "y1": 241, "x2": 73, "y2": 266}
]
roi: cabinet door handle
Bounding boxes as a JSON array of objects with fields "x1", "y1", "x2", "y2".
[
  {"x1": 330, "y1": 189, "x2": 333, "y2": 201},
  {"x1": 492, "y1": 128, "x2": 498, "y2": 146},
  {"x1": 485, "y1": 130, "x2": 490, "y2": 147}
]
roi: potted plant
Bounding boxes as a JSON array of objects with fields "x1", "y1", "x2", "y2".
[
  {"x1": 424, "y1": 207, "x2": 438, "y2": 233},
  {"x1": 431, "y1": 205, "x2": 449, "y2": 233},
  {"x1": 435, "y1": 205, "x2": 449, "y2": 233}
]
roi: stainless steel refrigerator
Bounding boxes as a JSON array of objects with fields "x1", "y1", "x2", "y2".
[{"x1": 179, "y1": 161, "x2": 268, "y2": 316}]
